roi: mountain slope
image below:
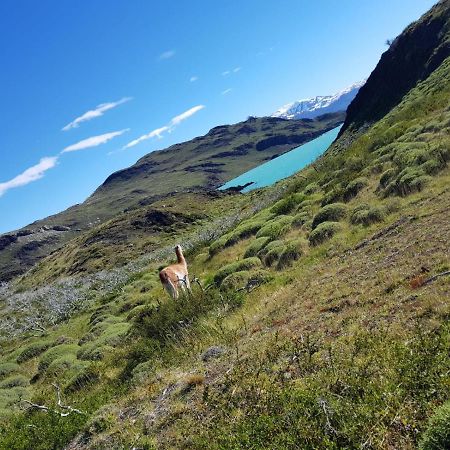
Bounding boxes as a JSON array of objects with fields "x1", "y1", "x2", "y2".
[
  {"x1": 272, "y1": 81, "x2": 364, "y2": 119},
  {"x1": 340, "y1": 0, "x2": 450, "y2": 136},
  {"x1": 0, "y1": 1, "x2": 449, "y2": 447},
  {"x1": 0, "y1": 113, "x2": 344, "y2": 282}
]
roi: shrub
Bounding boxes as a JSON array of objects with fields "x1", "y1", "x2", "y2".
[
  {"x1": 419, "y1": 401, "x2": 450, "y2": 450},
  {"x1": 77, "y1": 345, "x2": 113, "y2": 361},
  {"x1": 256, "y1": 216, "x2": 293, "y2": 240},
  {"x1": 312, "y1": 203, "x2": 347, "y2": 229},
  {"x1": 420, "y1": 158, "x2": 443, "y2": 175},
  {"x1": 277, "y1": 240, "x2": 303, "y2": 270},
  {"x1": 0, "y1": 375, "x2": 28, "y2": 389},
  {"x1": 303, "y1": 182, "x2": 320, "y2": 195},
  {"x1": 309, "y1": 222, "x2": 341, "y2": 246},
  {"x1": 264, "y1": 245, "x2": 286, "y2": 267},
  {"x1": 258, "y1": 240, "x2": 285, "y2": 258},
  {"x1": 343, "y1": 177, "x2": 368, "y2": 201},
  {"x1": 134, "y1": 288, "x2": 243, "y2": 344},
  {"x1": 0, "y1": 363, "x2": 19, "y2": 380},
  {"x1": 379, "y1": 168, "x2": 396, "y2": 188},
  {"x1": 46, "y1": 355, "x2": 86, "y2": 377},
  {"x1": 214, "y1": 257, "x2": 262, "y2": 285},
  {"x1": 16, "y1": 340, "x2": 54, "y2": 364},
  {"x1": 292, "y1": 211, "x2": 310, "y2": 228},
  {"x1": 244, "y1": 237, "x2": 271, "y2": 258},
  {"x1": 271, "y1": 193, "x2": 305, "y2": 215},
  {"x1": 65, "y1": 364, "x2": 99, "y2": 393},
  {"x1": 209, "y1": 219, "x2": 265, "y2": 257},
  {"x1": 38, "y1": 344, "x2": 80, "y2": 372},
  {"x1": 221, "y1": 270, "x2": 272, "y2": 291},
  {"x1": 350, "y1": 204, "x2": 385, "y2": 226},
  {"x1": 321, "y1": 185, "x2": 344, "y2": 206}
]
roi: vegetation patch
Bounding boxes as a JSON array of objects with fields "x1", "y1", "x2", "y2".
[
  {"x1": 419, "y1": 400, "x2": 450, "y2": 450},
  {"x1": 244, "y1": 237, "x2": 271, "y2": 258},
  {"x1": 38, "y1": 344, "x2": 80, "y2": 373},
  {"x1": 309, "y1": 221, "x2": 341, "y2": 246},
  {"x1": 214, "y1": 257, "x2": 262, "y2": 285},
  {"x1": 0, "y1": 375, "x2": 28, "y2": 389},
  {"x1": 312, "y1": 203, "x2": 347, "y2": 229},
  {"x1": 16, "y1": 340, "x2": 54, "y2": 364},
  {"x1": 350, "y1": 204, "x2": 385, "y2": 226},
  {"x1": 256, "y1": 216, "x2": 293, "y2": 240}
]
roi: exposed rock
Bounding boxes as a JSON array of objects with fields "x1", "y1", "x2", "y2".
[
  {"x1": 0, "y1": 234, "x2": 17, "y2": 251},
  {"x1": 201, "y1": 346, "x2": 227, "y2": 362}
]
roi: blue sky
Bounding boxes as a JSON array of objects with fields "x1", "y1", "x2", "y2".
[{"x1": 0, "y1": 0, "x2": 436, "y2": 233}]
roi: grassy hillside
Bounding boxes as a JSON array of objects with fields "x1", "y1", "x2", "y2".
[
  {"x1": 0, "y1": 113, "x2": 343, "y2": 283},
  {"x1": 0, "y1": 37, "x2": 448, "y2": 450}
]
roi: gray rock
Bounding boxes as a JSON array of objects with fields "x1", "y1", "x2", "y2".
[{"x1": 201, "y1": 346, "x2": 226, "y2": 362}]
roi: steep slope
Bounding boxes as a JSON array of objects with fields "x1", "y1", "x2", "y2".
[
  {"x1": 1, "y1": 52, "x2": 448, "y2": 448},
  {"x1": 272, "y1": 81, "x2": 364, "y2": 119},
  {"x1": 0, "y1": 113, "x2": 344, "y2": 282},
  {"x1": 340, "y1": 0, "x2": 450, "y2": 136}
]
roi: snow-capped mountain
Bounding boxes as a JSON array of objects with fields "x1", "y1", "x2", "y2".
[{"x1": 272, "y1": 81, "x2": 365, "y2": 120}]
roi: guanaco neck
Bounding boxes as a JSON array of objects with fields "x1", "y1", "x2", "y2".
[{"x1": 175, "y1": 246, "x2": 186, "y2": 266}]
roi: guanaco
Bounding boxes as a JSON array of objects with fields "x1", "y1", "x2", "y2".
[{"x1": 159, "y1": 244, "x2": 191, "y2": 299}]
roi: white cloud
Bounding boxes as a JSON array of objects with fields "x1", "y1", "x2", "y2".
[
  {"x1": 190, "y1": 76, "x2": 199, "y2": 82},
  {"x1": 62, "y1": 97, "x2": 132, "y2": 131},
  {"x1": 123, "y1": 126, "x2": 170, "y2": 149},
  {"x1": 0, "y1": 156, "x2": 58, "y2": 197},
  {"x1": 170, "y1": 105, "x2": 205, "y2": 126},
  {"x1": 221, "y1": 88, "x2": 232, "y2": 95},
  {"x1": 61, "y1": 129, "x2": 129, "y2": 153},
  {"x1": 122, "y1": 105, "x2": 205, "y2": 150},
  {"x1": 221, "y1": 70, "x2": 230, "y2": 76},
  {"x1": 233, "y1": 67, "x2": 241, "y2": 73},
  {"x1": 159, "y1": 50, "x2": 175, "y2": 60}
]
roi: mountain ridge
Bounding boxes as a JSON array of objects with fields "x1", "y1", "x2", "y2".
[{"x1": 272, "y1": 80, "x2": 365, "y2": 120}]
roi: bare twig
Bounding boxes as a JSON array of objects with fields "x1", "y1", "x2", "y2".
[
  {"x1": 22, "y1": 384, "x2": 83, "y2": 417},
  {"x1": 423, "y1": 270, "x2": 450, "y2": 286}
]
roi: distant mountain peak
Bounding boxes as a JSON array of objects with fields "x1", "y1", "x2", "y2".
[{"x1": 272, "y1": 80, "x2": 366, "y2": 120}]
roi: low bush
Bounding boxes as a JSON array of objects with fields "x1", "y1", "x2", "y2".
[
  {"x1": 0, "y1": 375, "x2": 28, "y2": 389},
  {"x1": 244, "y1": 237, "x2": 271, "y2": 258},
  {"x1": 271, "y1": 193, "x2": 305, "y2": 215},
  {"x1": 350, "y1": 204, "x2": 385, "y2": 226},
  {"x1": 303, "y1": 182, "x2": 320, "y2": 195},
  {"x1": 222, "y1": 270, "x2": 272, "y2": 291},
  {"x1": 292, "y1": 211, "x2": 310, "y2": 228},
  {"x1": 256, "y1": 216, "x2": 293, "y2": 240},
  {"x1": 0, "y1": 363, "x2": 19, "y2": 380},
  {"x1": 276, "y1": 240, "x2": 303, "y2": 269},
  {"x1": 16, "y1": 340, "x2": 54, "y2": 364},
  {"x1": 65, "y1": 364, "x2": 99, "y2": 393},
  {"x1": 343, "y1": 177, "x2": 368, "y2": 201},
  {"x1": 214, "y1": 257, "x2": 262, "y2": 285},
  {"x1": 309, "y1": 221, "x2": 341, "y2": 246},
  {"x1": 38, "y1": 344, "x2": 80, "y2": 372},
  {"x1": 134, "y1": 288, "x2": 243, "y2": 344},
  {"x1": 321, "y1": 185, "x2": 344, "y2": 206},
  {"x1": 312, "y1": 203, "x2": 347, "y2": 229},
  {"x1": 419, "y1": 400, "x2": 450, "y2": 450},
  {"x1": 264, "y1": 245, "x2": 286, "y2": 267}
]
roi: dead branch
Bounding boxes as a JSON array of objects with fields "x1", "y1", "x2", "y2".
[
  {"x1": 423, "y1": 270, "x2": 450, "y2": 286},
  {"x1": 22, "y1": 384, "x2": 84, "y2": 417}
]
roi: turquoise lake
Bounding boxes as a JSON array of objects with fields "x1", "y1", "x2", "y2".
[{"x1": 219, "y1": 125, "x2": 342, "y2": 193}]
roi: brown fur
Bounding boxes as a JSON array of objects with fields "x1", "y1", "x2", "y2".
[{"x1": 159, "y1": 245, "x2": 190, "y2": 299}]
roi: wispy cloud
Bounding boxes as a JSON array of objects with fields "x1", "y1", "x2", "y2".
[
  {"x1": 170, "y1": 105, "x2": 205, "y2": 126},
  {"x1": 222, "y1": 67, "x2": 241, "y2": 76},
  {"x1": 62, "y1": 129, "x2": 129, "y2": 153},
  {"x1": 123, "y1": 105, "x2": 205, "y2": 150},
  {"x1": 159, "y1": 50, "x2": 175, "y2": 60},
  {"x1": 0, "y1": 156, "x2": 58, "y2": 197},
  {"x1": 123, "y1": 126, "x2": 169, "y2": 149},
  {"x1": 189, "y1": 76, "x2": 199, "y2": 82},
  {"x1": 221, "y1": 88, "x2": 233, "y2": 95},
  {"x1": 62, "y1": 97, "x2": 132, "y2": 131}
]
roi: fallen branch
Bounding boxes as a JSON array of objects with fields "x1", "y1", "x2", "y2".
[
  {"x1": 423, "y1": 270, "x2": 450, "y2": 286},
  {"x1": 22, "y1": 384, "x2": 84, "y2": 417}
]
